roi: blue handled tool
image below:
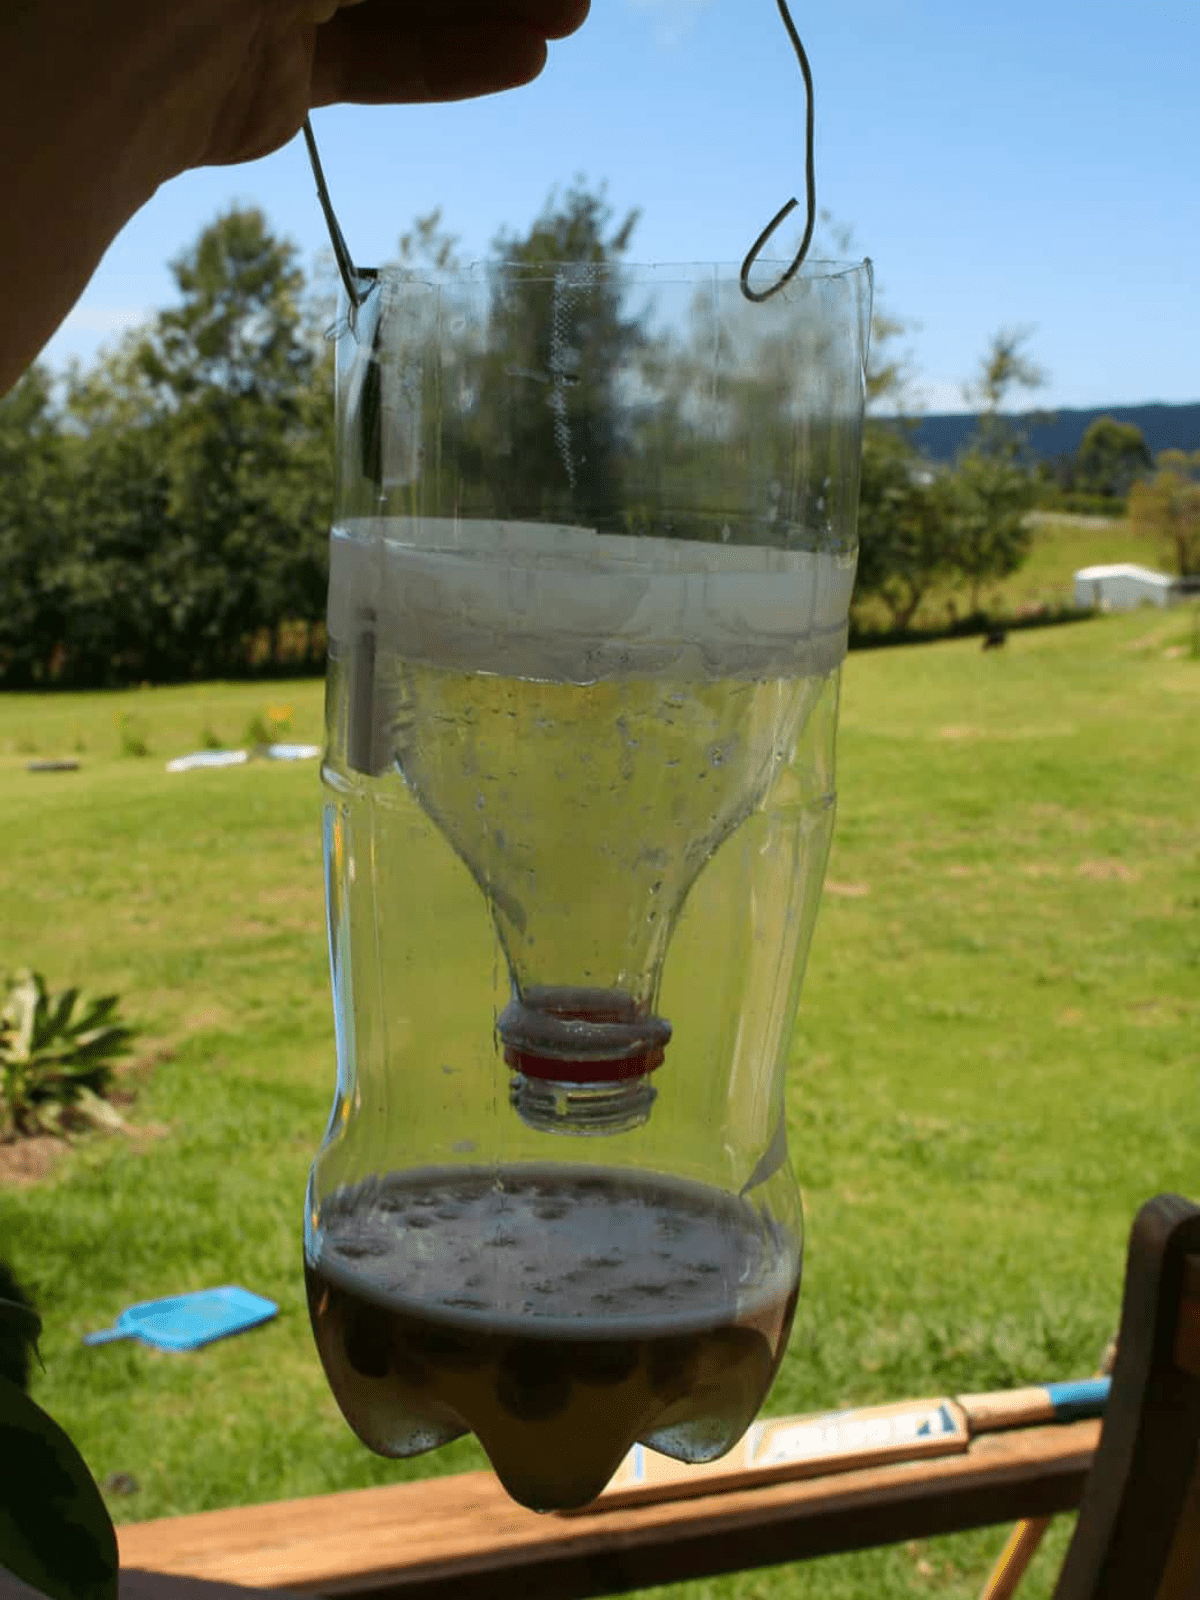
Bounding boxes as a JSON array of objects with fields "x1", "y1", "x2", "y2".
[{"x1": 83, "y1": 1287, "x2": 277, "y2": 1352}]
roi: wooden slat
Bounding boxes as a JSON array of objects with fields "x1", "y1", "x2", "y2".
[
  {"x1": 0, "y1": 1570, "x2": 300, "y2": 1600},
  {"x1": 1054, "y1": 1199, "x2": 1200, "y2": 1600},
  {"x1": 1170, "y1": 1253, "x2": 1200, "y2": 1378},
  {"x1": 119, "y1": 1419, "x2": 1099, "y2": 1600}
]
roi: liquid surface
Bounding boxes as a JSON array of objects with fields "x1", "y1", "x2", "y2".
[{"x1": 307, "y1": 1165, "x2": 799, "y2": 1509}]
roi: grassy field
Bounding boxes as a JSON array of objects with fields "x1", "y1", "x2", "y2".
[{"x1": 2, "y1": 594, "x2": 1198, "y2": 1599}]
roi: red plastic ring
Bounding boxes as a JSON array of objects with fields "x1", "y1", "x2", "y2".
[{"x1": 504, "y1": 1043, "x2": 666, "y2": 1085}]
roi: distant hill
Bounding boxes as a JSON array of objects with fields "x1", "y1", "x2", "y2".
[{"x1": 905, "y1": 402, "x2": 1200, "y2": 465}]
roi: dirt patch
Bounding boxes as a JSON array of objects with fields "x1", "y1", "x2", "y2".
[
  {"x1": 1020, "y1": 862, "x2": 1062, "y2": 880},
  {"x1": 1078, "y1": 859, "x2": 1139, "y2": 883},
  {"x1": 0, "y1": 1119, "x2": 171, "y2": 1187},
  {"x1": 825, "y1": 881, "x2": 871, "y2": 899},
  {"x1": 0, "y1": 1135, "x2": 70, "y2": 1187},
  {"x1": 122, "y1": 1041, "x2": 174, "y2": 1075},
  {"x1": 182, "y1": 1005, "x2": 231, "y2": 1034},
  {"x1": 125, "y1": 1121, "x2": 172, "y2": 1151},
  {"x1": 255, "y1": 885, "x2": 323, "y2": 908},
  {"x1": 937, "y1": 726, "x2": 979, "y2": 741}
]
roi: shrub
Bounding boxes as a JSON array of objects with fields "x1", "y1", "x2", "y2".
[
  {"x1": 0, "y1": 971, "x2": 135, "y2": 1138},
  {"x1": 244, "y1": 703, "x2": 292, "y2": 749},
  {"x1": 115, "y1": 712, "x2": 150, "y2": 759}
]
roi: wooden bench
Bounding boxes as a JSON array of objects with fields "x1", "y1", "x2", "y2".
[
  {"x1": 115, "y1": 1193, "x2": 1200, "y2": 1600},
  {"x1": 119, "y1": 1415, "x2": 1097, "y2": 1598}
]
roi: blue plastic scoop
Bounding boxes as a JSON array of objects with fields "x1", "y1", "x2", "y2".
[{"x1": 83, "y1": 1287, "x2": 277, "y2": 1352}]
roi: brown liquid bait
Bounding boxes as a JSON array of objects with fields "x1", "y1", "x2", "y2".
[{"x1": 306, "y1": 1165, "x2": 799, "y2": 1510}]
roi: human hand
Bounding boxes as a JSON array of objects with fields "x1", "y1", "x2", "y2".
[
  {"x1": 0, "y1": 0, "x2": 589, "y2": 391},
  {"x1": 193, "y1": 0, "x2": 593, "y2": 171}
]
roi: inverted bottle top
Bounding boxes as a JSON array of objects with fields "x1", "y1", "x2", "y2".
[{"x1": 328, "y1": 518, "x2": 856, "y2": 684}]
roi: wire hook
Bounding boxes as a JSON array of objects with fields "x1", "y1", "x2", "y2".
[
  {"x1": 739, "y1": 0, "x2": 817, "y2": 303},
  {"x1": 305, "y1": 1, "x2": 816, "y2": 309},
  {"x1": 303, "y1": 117, "x2": 366, "y2": 310}
]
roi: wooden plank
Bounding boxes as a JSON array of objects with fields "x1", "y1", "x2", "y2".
[
  {"x1": 1155, "y1": 1450, "x2": 1200, "y2": 1600},
  {"x1": 119, "y1": 1580, "x2": 304, "y2": 1600},
  {"x1": 1054, "y1": 1195, "x2": 1200, "y2": 1600},
  {"x1": 1170, "y1": 1252, "x2": 1200, "y2": 1378},
  {"x1": 119, "y1": 1418, "x2": 1098, "y2": 1600},
  {"x1": 0, "y1": 1570, "x2": 301, "y2": 1600}
]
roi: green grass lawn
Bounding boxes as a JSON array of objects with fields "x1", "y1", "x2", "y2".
[{"x1": 2, "y1": 606, "x2": 1198, "y2": 1599}]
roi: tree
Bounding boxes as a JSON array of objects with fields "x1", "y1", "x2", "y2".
[
  {"x1": 59, "y1": 341, "x2": 176, "y2": 684},
  {"x1": 854, "y1": 425, "x2": 955, "y2": 630},
  {"x1": 1128, "y1": 450, "x2": 1200, "y2": 577},
  {"x1": 1073, "y1": 416, "x2": 1152, "y2": 501},
  {"x1": 129, "y1": 206, "x2": 330, "y2": 677},
  {"x1": 946, "y1": 329, "x2": 1045, "y2": 611},
  {"x1": 820, "y1": 216, "x2": 960, "y2": 624},
  {"x1": 467, "y1": 184, "x2": 642, "y2": 528},
  {"x1": 0, "y1": 367, "x2": 69, "y2": 686},
  {"x1": 942, "y1": 449, "x2": 1036, "y2": 614},
  {"x1": 965, "y1": 326, "x2": 1048, "y2": 424}
]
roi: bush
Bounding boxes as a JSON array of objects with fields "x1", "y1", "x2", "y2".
[
  {"x1": 115, "y1": 712, "x2": 150, "y2": 759},
  {"x1": 0, "y1": 971, "x2": 135, "y2": 1138},
  {"x1": 244, "y1": 703, "x2": 292, "y2": 749}
]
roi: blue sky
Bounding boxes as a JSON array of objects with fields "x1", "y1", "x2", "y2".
[{"x1": 42, "y1": 0, "x2": 1199, "y2": 415}]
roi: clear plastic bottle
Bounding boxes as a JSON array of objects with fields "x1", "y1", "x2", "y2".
[{"x1": 307, "y1": 259, "x2": 872, "y2": 1510}]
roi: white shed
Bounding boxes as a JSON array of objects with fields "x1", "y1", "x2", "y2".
[{"x1": 1073, "y1": 563, "x2": 1176, "y2": 611}]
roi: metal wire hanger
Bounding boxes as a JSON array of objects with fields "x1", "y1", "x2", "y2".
[
  {"x1": 739, "y1": 0, "x2": 818, "y2": 302},
  {"x1": 302, "y1": 0, "x2": 817, "y2": 309},
  {"x1": 302, "y1": 119, "x2": 368, "y2": 311}
]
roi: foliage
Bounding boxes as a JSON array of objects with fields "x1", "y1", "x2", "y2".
[
  {"x1": 115, "y1": 711, "x2": 151, "y2": 759},
  {"x1": 941, "y1": 447, "x2": 1036, "y2": 613},
  {"x1": 0, "y1": 208, "x2": 334, "y2": 690},
  {"x1": 1073, "y1": 416, "x2": 1151, "y2": 500},
  {"x1": 964, "y1": 326, "x2": 1048, "y2": 420},
  {"x1": 941, "y1": 329, "x2": 1045, "y2": 610},
  {"x1": 1035, "y1": 418, "x2": 1153, "y2": 512},
  {"x1": 853, "y1": 330, "x2": 1048, "y2": 628},
  {"x1": 0, "y1": 366, "x2": 69, "y2": 688},
  {"x1": 0, "y1": 198, "x2": 1053, "y2": 679},
  {"x1": 244, "y1": 704, "x2": 292, "y2": 747},
  {"x1": 474, "y1": 184, "x2": 641, "y2": 527},
  {"x1": 1127, "y1": 449, "x2": 1200, "y2": 577},
  {"x1": 129, "y1": 207, "x2": 332, "y2": 681},
  {"x1": 0, "y1": 971, "x2": 134, "y2": 1139},
  {"x1": 854, "y1": 425, "x2": 955, "y2": 630}
]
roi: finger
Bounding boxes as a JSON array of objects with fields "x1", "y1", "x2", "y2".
[
  {"x1": 313, "y1": 19, "x2": 558, "y2": 105},
  {"x1": 517, "y1": 0, "x2": 591, "y2": 41},
  {"x1": 316, "y1": 1, "x2": 590, "y2": 41}
]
